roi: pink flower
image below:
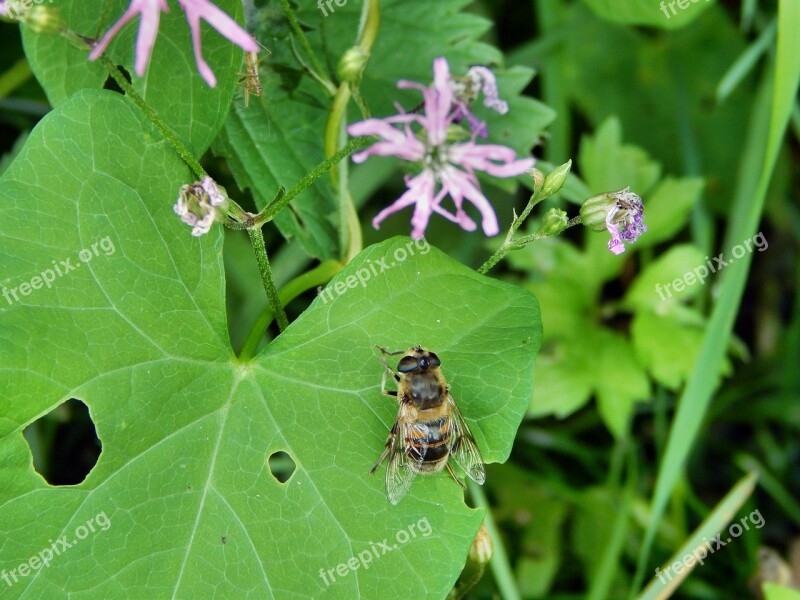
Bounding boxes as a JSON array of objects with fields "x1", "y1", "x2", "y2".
[
  {"x1": 89, "y1": 0, "x2": 258, "y2": 87},
  {"x1": 348, "y1": 57, "x2": 534, "y2": 240}
]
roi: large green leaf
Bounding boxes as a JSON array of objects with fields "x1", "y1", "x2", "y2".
[
  {"x1": 0, "y1": 89, "x2": 541, "y2": 598},
  {"x1": 22, "y1": 0, "x2": 245, "y2": 153}
]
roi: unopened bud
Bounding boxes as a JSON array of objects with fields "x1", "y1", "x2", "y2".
[
  {"x1": 20, "y1": 5, "x2": 64, "y2": 34},
  {"x1": 529, "y1": 168, "x2": 545, "y2": 192},
  {"x1": 469, "y1": 524, "x2": 493, "y2": 565},
  {"x1": 535, "y1": 208, "x2": 568, "y2": 237},
  {"x1": 338, "y1": 46, "x2": 369, "y2": 83},
  {"x1": 540, "y1": 159, "x2": 571, "y2": 197},
  {"x1": 579, "y1": 191, "x2": 619, "y2": 231}
]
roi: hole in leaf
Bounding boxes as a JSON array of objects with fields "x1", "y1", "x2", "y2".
[
  {"x1": 23, "y1": 398, "x2": 101, "y2": 485},
  {"x1": 102, "y1": 66, "x2": 130, "y2": 94},
  {"x1": 267, "y1": 450, "x2": 296, "y2": 484}
]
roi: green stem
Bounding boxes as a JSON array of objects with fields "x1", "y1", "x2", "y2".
[
  {"x1": 0, "y1": 59, "x2": 32, "y2": 99},
  {"x1": 322, "y1": 0, "x2": 380, "y2": 261},
  {"x1": 98, "y1": 56, "x2": 205, "y2": 179},
  {"x1": 468, "y1": 482, "x2": 520, "y2": 600},
  {"x1": 239, "y1": 259, "x2": 343, "y2": 360},
  {"x1": 250, "y1": 136, "x2": 371, "y2": 227},
  {"x1": 478, "y1": 214, "x2": 581, "y2": 275},
  {"x1": 279, "y1": 0, "x2": 333, "y2": 91},
  {"x1": 247, "y1": 228, "x2": 289, "y2": 332}
]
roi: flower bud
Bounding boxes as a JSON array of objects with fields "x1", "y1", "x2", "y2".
[
  {"x1": 540, "y1": 159, "x2": 571, "y2": 197},
  {"x1": 19, "y1": 5, "x2": 64, "y2": 33},
  {"x1": 469, "y1": 524, "x2": 493, "y2": 565},
  {"x1": 579, "y1": 191, "x2": 618, "y2": 231},
  {"x1": 337, "y1": 46, "x2": 369, "y2": 83},
  {"x1": 535, "y1": 208, "x2": 568, "y2": 237},
  {"x1": 173, "y1": 177, "x2": 229, "y2": 237},
  {"x1": 529, "y1": 168, "x2": 545, "y2": 192}
]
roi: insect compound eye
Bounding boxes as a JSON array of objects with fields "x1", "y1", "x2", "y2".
[
  {"x1": 426, "y1": 352, "x2": 441, "y2": 367},
  {"x1": 397, "y1": 356, "x2": 419, "y2": 373}
]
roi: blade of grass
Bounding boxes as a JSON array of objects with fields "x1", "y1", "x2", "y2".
[
  {"x1": 636, "y1": 471, "x2": 759, "y2": 600},
  {"x1": 631, "y1": 0, "x2": 800, "y2": 594},
  {"x1": 716, "y1": 18, "x2": 777, "y2": 103},
  {"x1": 736, "y1": 455, "x2": 800, "y2": 528}
]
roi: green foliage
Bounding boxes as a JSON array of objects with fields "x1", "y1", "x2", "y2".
[
  {"x1": 522, "y1": 118, "x2": 727, "y2": 437},
  {"x1": 1, "y1": 0, "x2": 799, "y2": 598},
  {"x1": 0, "y1": 85, "x2": 541, "y2": 595}
]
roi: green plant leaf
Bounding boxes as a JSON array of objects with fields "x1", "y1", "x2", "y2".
[
  {"x1": 623, "y1": 244, "x2": 707, "y2": 308},
  {"x1": 530, "y1": 335, "x2": 595, "y2": 418},
  {"x1": 530, "y1": 325, "x2": 649, "y2": 438},
  {"x1": 763, "y1": 584, "x2": 800, "y2": 600},
  {"x1": 212, "y1": 71, "x2": 339, "y2": 260},
  {"x1": 632, "y1": 309, "x2": 731, "y2": 390},
  {"x1": 22, "y1": 0, "x2": 244, "y2": 154},
  {"x1": 0, "y1": 89, "x2": 541, "y2": 597},
  {"x1": 578, "y1": 116, "x2": 661, "y2": 196},
  {"x1": 636, "y1": 177, "x2": 704, "y2": 249},
  {"x1": 592, "y1": 329, "x2": 651, "y2": 438}
]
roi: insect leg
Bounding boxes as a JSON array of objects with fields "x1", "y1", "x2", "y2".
[
  {"x1": 446, "y1": 463, "x2": 467, "y2": 490},
  {"x1": 370, "y1": 422, "x2": 398, "y2": 474},
  {"x1": 375, "y1": 345, "x2": 406, "y2": 356},
  {"x1": 379, "y1": 358, "x2": 400, "y2": 398}
]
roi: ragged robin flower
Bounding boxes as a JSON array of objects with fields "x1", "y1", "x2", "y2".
[
  {"x1": 347, "y1": 57, "x2": 533, "y2": 240},
  {"x1": 579, "y1": 187, "x2": 646, "y2": 255},
  {"x1": 89, "y1": 0, "x2": 258, "y2": 87}
]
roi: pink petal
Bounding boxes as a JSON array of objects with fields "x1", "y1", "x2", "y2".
[
  {"x1": 177, "y1": 0, "x2": 258, "y2": 51},
  {"x1": 349, "y1": 121, "x2": 425, "y2": 163},
  {"x1": 425, "y1": 57, "x2": 453, "y2": 145},
  {"x1": 606, "y1": 219, "x2": 626, "y2": 255},
  {"x1": 134, "y1": 0, "x2": 168, "y2": 76},
  {"x1": 177, "y1": 0, "x2": 258, "y2": 87},
  {"x1": 89, "y1": 0, "x2": 169, "y2": 75},
  {"x1": 440, "y1": 166, "x2": 499, "y2": 236},
  {"x1": 449, "y1": 142, "x2": 535, "y2": 177},
  {"x1": 373, "y1": 171, "x2": 435, "y2": 238}
]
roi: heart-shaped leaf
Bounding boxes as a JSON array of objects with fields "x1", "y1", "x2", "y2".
[{"x1": 0, "y1": 89, "x2": 541, "y2": 598}]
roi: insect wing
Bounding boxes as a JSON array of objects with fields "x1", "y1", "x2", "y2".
[
  {"x1": 447, "y1": 394, "x2": 486, "y2": 485},
  {"x1": 385, "y1": 406, "x2": 422, "y2": 505}
]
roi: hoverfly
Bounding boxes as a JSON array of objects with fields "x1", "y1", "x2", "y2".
[{"x1": 370, "y1": 345, "x2": 486, "y2": 504}]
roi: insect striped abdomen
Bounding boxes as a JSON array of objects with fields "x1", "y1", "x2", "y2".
[{"x1": 406, "y1": 416, "x2": 451, "y2": 469}]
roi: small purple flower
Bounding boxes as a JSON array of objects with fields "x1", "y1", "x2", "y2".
[
  {"x1": 605, "y1": 188, "x2": 646, "y2": 255},
  {"x1": 174, "y1": 176, "x2": 228, "y2": 236},
  {"x1": 347, "y1": 57, "x2": 533, "y2": 240},
  {"x1": 579, "y1": 187, "x2": 646, "y2": 255},
  {"x1": 89, "y1": 0, "x2": 258, "y2": 87}
]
